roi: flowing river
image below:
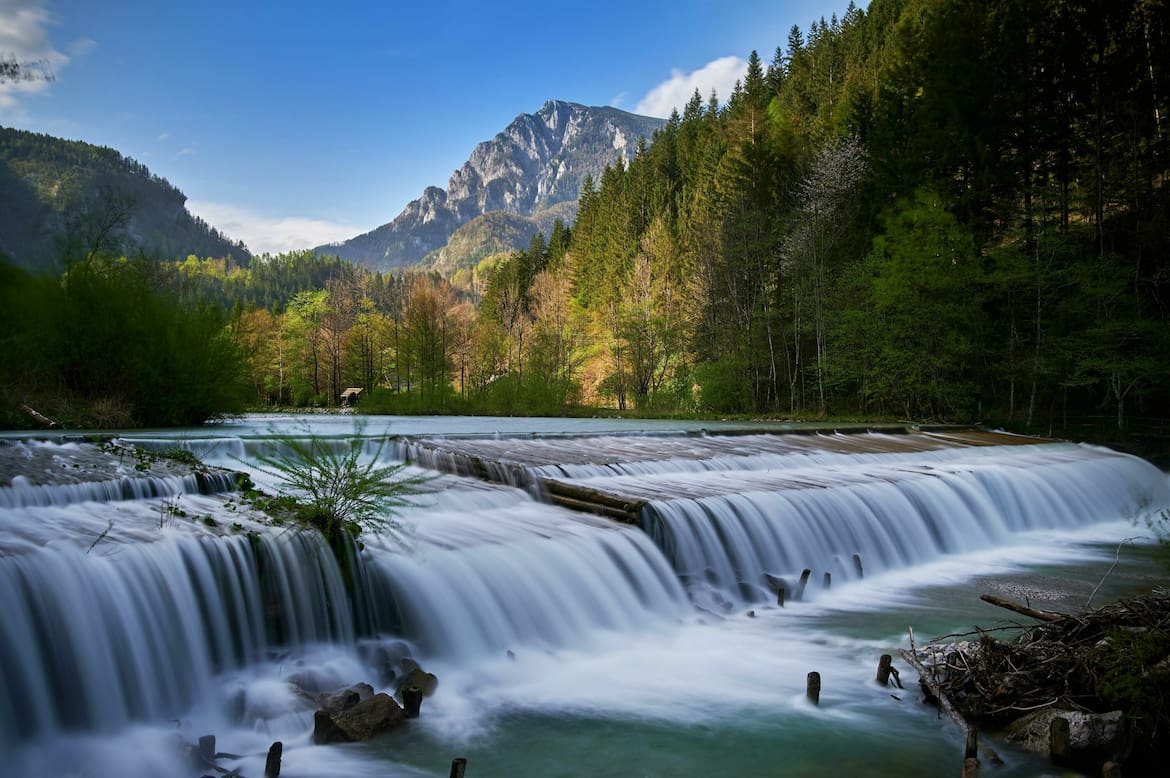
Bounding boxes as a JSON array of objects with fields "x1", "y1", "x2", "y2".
[{"x1": 1, "y1": 414, "x2": 1167, "y2": 777}]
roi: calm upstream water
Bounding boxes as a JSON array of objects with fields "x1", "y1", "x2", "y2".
[{"x1": 1, "y1": 414, "x2": 1167, "y2": 777}]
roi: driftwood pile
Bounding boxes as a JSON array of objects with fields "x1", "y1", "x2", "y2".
[{"x1": 921, "y1": 589, "x2": 1170, "y2": 773}]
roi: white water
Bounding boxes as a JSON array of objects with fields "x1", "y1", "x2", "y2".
[{"x1": 1, "y1": 419, "x2": 1167, "y2": 777}]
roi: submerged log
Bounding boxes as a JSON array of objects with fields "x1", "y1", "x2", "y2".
[
  {"x1": 402, "y1": 685, "x2": 423, "y2": 718},
  {"x1": 807, "y1": 671, "x2": 821, "y2": 705},
  {"x1": 876, "y1": 654, "x2": 893, "y2": 686},
  {"x1": 796, "y1": 569, "x2": 812, "y2": 600},
  {"x1": 541, "y1": 480, "x2": 646, "y2": 522},
  {"x1": 198, "y1": 735, "x2": 216, "y2": 764},
  {"x1": 264, "y1": 741, "x2": 282, "y2": 778}
]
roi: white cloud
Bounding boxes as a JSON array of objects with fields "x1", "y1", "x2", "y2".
[
  {"x1": 609, "y1": 91, "x2": 628, "y2": 109},
  {"x1": 188, "y1": 200, "x2": 362, "y2": 256},
  {"x1": 634, "y1": 56, "x2": 749, "y2": 118},
  {"x1": 0, "y1": 0, "x2": 70, "y2": 111}
]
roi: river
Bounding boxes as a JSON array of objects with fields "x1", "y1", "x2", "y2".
[{"x1": 1, "y1": 414, "x2": 1167, "y2": 777}]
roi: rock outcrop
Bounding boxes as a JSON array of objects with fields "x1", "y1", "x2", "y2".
[{"x1": 316, "y1": 100, "x2": 664, "y2": 271}]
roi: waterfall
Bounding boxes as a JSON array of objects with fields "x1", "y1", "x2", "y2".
[
  {"x1": 0, "y1": 529, "x2": 351, "y2": 750},
  {"x1": 2, "y1": 424, "x2": 1168, "y2": 778},
  {"x1": 627, "y1": 444, "x2": 1169, "y2": 606},
  {"x1": 359, "y1": 492, "x2": 690, "y2": 661}
]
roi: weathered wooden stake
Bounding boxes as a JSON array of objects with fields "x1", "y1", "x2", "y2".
[
  {"x1": 852, "y1": 553, "x2": 863, "y2": 579},
  {"x1": 1101, "y1": 761, "x2": 1122, "y2": 778},
  {"x1": 264, "y1": 741, "x2": 282, "y2": 778},
  {"x1": 777, "y1": 584, "x2": 786, "y2": 607},
  {"x1": 449, "y1": 756, "x2": 468, "y2": 778},
  {"x1": 876, "y1": 654, "x2": 893, "y2": 686},
  {"x1": 962, "y1": 756, "x2": 980, "y2": 778},
  {"x1": 806, "y1": 671, "x2": 821, "y2": 705},
  {"x1": 403, "y1": 685, "x2": 423, "y2": 718},
  {"x1": 1050, "y1": 716, "x2": 1071, "y2": 762},
  {"x1": 964, "y1": 726, "x2": 978, "y2": 760},
  {"x1": 796, "y1": 569, "x2": 812, "y2": 600},
  {"x1": 823, "y1": 572, "x2": 832, "y2": 590},
  {"x1": 198, "y1": 735, "x2": 216, "y2": 764}
]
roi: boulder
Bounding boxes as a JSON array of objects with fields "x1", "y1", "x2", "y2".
[
  {"x1": 1004, "y1": 708, "x2": 1130, "y2": 763},
  {"x1": 316, "y1": 682, "x2": 376, "y2": 715},
  {"x1": 396, "y1": 667, "x2": 438, "y2": 698},
  {"x1": 331, "y1": 693, "x2": 407, "y2": 741},
  {"x1": 317, "y1": 688, "x2": 360, "y2": 716}
]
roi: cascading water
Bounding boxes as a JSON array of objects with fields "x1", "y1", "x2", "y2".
[
  {"x1": 604, "y1": 443, "x2": 1169, "y2": 607},
  {"x1": 1, "y1": 424, "x2": 1168, "y2": 777}
]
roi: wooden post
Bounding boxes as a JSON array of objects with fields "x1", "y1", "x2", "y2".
[
  {"x1": 796, "y1": 569, "x2": 812, "y2": 600},
  {"x1": 264, "y1": 741, "x2": 282, "y2": 778},
  {"x1": 777, "y1": 584, "x2": 786, "y2": 607},
  {"x1": 962, "y1": 756, "x2": 980, "y2": 778},
  {"x1": 876, "y1": 654, "x2": 893, "y2": 686},
  {"x1": 1101, "y1": 761, "x2": 1122, "y2": 778},
  {"x1": 823, "y1": 572, "x2": 832, "y2": 590},
  {"x1": 450, "y1": 757, "x2": 468, "y2": 778},
  {"x1": 806, "y1": 671, "x2": 821, "y2": 705},
  {"x1": 403, "y1": 685, "x2": 423, "y2": 718},
  {"x1": 1050, "y1": 716, "x2": 1071, "y2": 762},
  {"x1": 852, "y1": 553, "x2": 863, "y2": 579},
  {"x1": 965, "y1": 727, "x2": 978, "y2": 760},
  {"x1": 198, "y1": 735, "x2": 216, "y2": 764}
]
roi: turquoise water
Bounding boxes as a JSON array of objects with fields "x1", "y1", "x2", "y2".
[{"x1": 0, "y1": 416, "x2": 1164, "y2": 777}]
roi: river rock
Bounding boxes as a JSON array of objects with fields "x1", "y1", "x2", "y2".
[
  {"x1": 332, "y1": 693, "x2": 407, "y2": 741},
  {"x1": 1004, "y1": 708, "x2": 1130, "y2": 763},
  {"x1": 317, "y1": 688, "x2": 360, "y2": 715},
  {"x1": 396, "y1": 666, "x2": 438, "y2": 698}
]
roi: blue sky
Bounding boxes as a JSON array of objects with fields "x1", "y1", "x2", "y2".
[{"x1": 2, "y1": 0, "x2": 857, "y2": 254}]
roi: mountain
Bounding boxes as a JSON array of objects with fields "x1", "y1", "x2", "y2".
[
  {"x1": 423, "y1": 203, "x2": 576, "y2": 281},
  {"x1": 0, "y1": 126, "x2": 249, "y2": 273},
  {"x1": 317, "y1": 100, "x2": 665, "y2": 272}
]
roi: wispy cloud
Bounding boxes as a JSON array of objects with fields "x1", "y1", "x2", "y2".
[
  {"x1": 157, "y1": 131, "x2": 169, "y2": 141},
  {"x1": 176, "y1": 145, "x2": 197, "y2": 158},
  {"x1": 188, "y1": 200, "x2": 362, "y2": 256},
  {"x1": 67, "y1": 36, "x2": 96, "y2": 58},
  {"x1": 0, "y1": 0, "x2": 71, "y2": 112},
  {"x1": 634, "y1": 56, "x2": 749, "y2": 118},
  {"x1": 610, "y1": 91, "x2": 628, "y2": 109}
]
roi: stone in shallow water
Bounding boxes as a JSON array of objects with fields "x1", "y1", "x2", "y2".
[{"x1": 313, "y1": 692, "x2": 410, "y2": 744}]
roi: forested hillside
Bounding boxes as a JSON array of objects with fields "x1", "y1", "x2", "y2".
[
  {"x1": 474, "y1": 0, "x2": 1169, "y2": 427},
  {"x1": 0, "y1": 127, "x2": 249, "y2": 272},
  {"x1": 4, "y1": 0, "x2": 1167, "y2": 432}
]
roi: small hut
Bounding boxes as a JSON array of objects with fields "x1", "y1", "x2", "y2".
[{"x1": 340, "y1": 387, "x2": 364, "y2": 407}]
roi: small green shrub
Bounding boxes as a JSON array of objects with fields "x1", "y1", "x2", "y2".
[{"x1": 252, "y1": 422, "x2": 430, "y2": 543}]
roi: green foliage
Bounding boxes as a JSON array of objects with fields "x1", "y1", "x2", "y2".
[
  {"x1": 252, "y1": 423, "x2": 430, "y2": 543},
  {"x1": 0, "y1": 257, "x2": 249, "y2": 428},
  {"x1": 1091, "y1": 625, "x2": 1170, "y2": 750}
]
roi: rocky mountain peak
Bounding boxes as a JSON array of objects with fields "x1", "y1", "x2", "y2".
[{"x1": 317, "y1": 101, "x2": 665, "y2": 271}]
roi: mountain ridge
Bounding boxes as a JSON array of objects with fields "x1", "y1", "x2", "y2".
[{"x1": 316, "y1": 100, "x2": 665, "y2": 271}]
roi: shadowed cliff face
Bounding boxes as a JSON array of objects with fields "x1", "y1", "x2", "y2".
[{"x1": 317, "y1": 100, "x2": 664, "y2": 271}]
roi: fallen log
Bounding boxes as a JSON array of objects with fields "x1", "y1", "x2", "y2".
[
  {"x1": 20, "y1": 404, "x2": 58, "y2": 428},
  {"x1": 900, "y1": 645, "x2": 1004, "y2": 768},
  {"x1": 979, "y1": 594, "x2": 1067, "y2": 623}
]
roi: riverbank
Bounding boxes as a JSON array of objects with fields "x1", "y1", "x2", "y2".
[{"x1": 914, "y1": 589, "x2": 1170, "y2": 776}]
